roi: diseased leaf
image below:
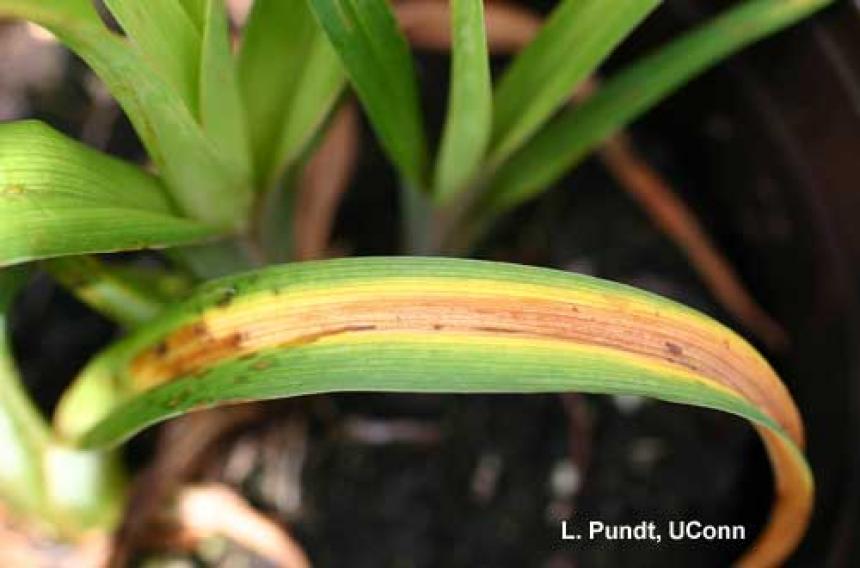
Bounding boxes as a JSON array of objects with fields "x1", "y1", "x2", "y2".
[
  {"x1": 307, "y1": 0, "x2": 428, "y2": 188},
  {"x1": 0, "y1": 121, "x2": 219, "y2": 267},
  {"x1": 238, "y1": 0, "x2": 345, "y2": 189},
  {"x1": 0, "y1": 0, "x2": 252, "y2": 229},
  {"x1": 57, "y1": 257, "x2": 809, "y2": 566},
  {"x1": 489, "y1": 0, "x2": 658, "y2": 165},
  {"x1": 483, "y1": 0, "x2": 835, "y2": 216},
  {"x1": 433, "y1": 0, "x2": 492, "y2": 203}
]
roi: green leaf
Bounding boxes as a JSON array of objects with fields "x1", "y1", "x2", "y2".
[
  {"x1": 44, "y1": 256, "x2": 184, "y2": 327},
  {"x1": 433, "y1": 0, "x2": 492, "y2": 203},
  {"x1": 0, "y1": 267, "x2": 49, "y2": 518},
  {"x1": 0, "y1": 121, "x2": 219, "y2": 267},
  {"x1": 0, "y1": 0, "x2": 253, "y2": 229},
  {"x1": 482, "y1": 0, "x2": 834, "y2": 216},
  {"x1": 55, "y1": 257, "x2": 809, "y2": 565},
  {"x1": 0, "y1": 267, "x2": 125, "y2": 536},
  {"x1": 199, "y1": 0, "x2": 252, "y2": 177},
  {"x1": 104, "y1": 0, "x2": 202, "y2": 114},
  {"x1": 489, "y1": 0, "x2": 659, "y2": 165},
  {"x1": 307, "y1": 0, "x2": 428, "y2": 188},
  {"x1": 179, "y1": 0, "x2": 207, "y2": 29},
  {"x1": 238, "y1": 0, "x2": 345, "y2": 189}
]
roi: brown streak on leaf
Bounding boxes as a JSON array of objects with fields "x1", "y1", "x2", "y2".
[{"x1": 128, "y1": 295, "x2": 800, "y2": 446}]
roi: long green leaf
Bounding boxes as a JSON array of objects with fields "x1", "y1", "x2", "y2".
[
  {"x1": 179, "y1": 0, "x2": 207, "y2": 29},
  {"x1": 104, "y1": 0, "x2": 202, "y2": 114},
  {"x1": 238, "y1": 0, "x2": 345, "y2": 189},
  {"x1": 482, "y1": 0, "x2": 834, "y2": 216},
  {"x1": 56, "y1": 257, "x2": 809, "y2": 565},
  {"x1": 0, "y1": 121, "x2": 219, "y2": 267},
  {"x1": 44, "y1": 257, "x2": 184, "y2": 327},
  {"x1": 307, "y1": 0, "x2": 428, "y2": 188},
  {"x1": 489, "y1": 0, "x2": 659, "y2": 165},
  {"x1": 0, "y1": 0, "x2": 252, "y2": 229},
  {"x1": 200, "y1": 0, "x2": 252, "y2": 175},
  {"x1": 433, "y1": 0, "x2": 492, "y2": 203},
  {"x1": 0, "y1": 267, "x2": 125, "y2": 536}
]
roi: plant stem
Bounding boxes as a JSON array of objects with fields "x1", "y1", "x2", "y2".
[
  {"x1": 0, "y1": 268, "x2": 125, "y2": 537},
  {"x1": 401, "y1": 184, "x2": 437, "y2": 255}
]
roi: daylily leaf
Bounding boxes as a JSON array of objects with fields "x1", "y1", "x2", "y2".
[
  {"x1": 307, "y1": 0, "x2": 428, "y2": 188},
  {"x1": 57, "y1": 257, "x2": 809, "y2": 566},
  {"x1": 489, "y1": 0, "x2": 659, "y2": 165},
  {"x1": 104, "y1": 0, "x2": 202, "y2": 114},
  {"x1": 482, "y1": 0, "x2": 835, "y2": 216},
  {"x1": 0, "y1": 121, "x2": 219, "y2": 267},
  {"x1": 238, "y1": 0, "x2": 345, "y2": 189},
  {"x1": 44, "y1": 256, "x2": 183, "y2": 328},
  {"x1": 199, "y1": 0, "x2": 252, "y2": 176},
  {"x1": 0, "y1": 0, "x2": 252, "y2": 229},
  {"x1": 0, "y1": 267, "x2": 48, "y2": 518},
  {"x1": 433, "y1": 0, "x2": 492, "y2": 203}
]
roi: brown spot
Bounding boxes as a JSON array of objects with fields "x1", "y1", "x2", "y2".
[
  {"x1": 473, "y1": 325, "x2": 523, "y2": 335},
  {"x1": 131, "y1": 324, "x2": 246, "y2": 389},
  {"x1": 252, "y1": 359, "x2": 273, "y2": 371},
  {"x1": 279, "y1": 324, "x2": 378, "y2": 348},
  {"x1": 665, "y1": 341, "x2": 683, "y2": 356}
]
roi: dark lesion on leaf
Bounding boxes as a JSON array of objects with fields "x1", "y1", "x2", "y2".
[{"x1": 665, "y1": 341, "x2": 683, "y2": 356}]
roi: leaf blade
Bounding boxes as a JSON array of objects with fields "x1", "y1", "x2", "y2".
[
  {"x1": 489, "y1": 0, "x2": 659, "y2": 165},
  {"x1": 433, "y1": 0, "x2": 492, "y2": 203},
  {"x1": 307, "y1": 0, "x2": 428, "y2": 188},
  {"x1": 483, "y1": 0, "x2": 835, "y2": 216},
  {"x1": 238, "y1": 0, "x2": 345, "y2": 189},
  {"x1": 0, "y1": 267, "x2": 49, "y2": 518},
  {"x1": 104, "y1": 0, "x2": 202, "y2": 114},
  {"x1": 0, "y1": 0, "x2": 253, "y2": 228},
  {"x1": 56, "y1": 257, "x2": 810, "y2": 565},
  {"x1": 44, "y1": 256, "x2": 181, "y2": 327},
  {"x1": 199, "y1": 0, "x2": 252, "y2": 177},
  {"x1": 0, "y1": 121, "x2": 219, "y2": 267}
]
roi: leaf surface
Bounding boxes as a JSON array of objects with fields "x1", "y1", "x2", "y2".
[
  {"x1": 0, "y1": 121, "x2": 218, "y2": 267},
  {"x1": 433, "y1": 0, "x2": 492, "y2": 203},
  {"x1": 44, "y1": 257, "x2": 183, "y2": 327},
  {"x1": 483, "y1": 0, "x2": 835, "y2": 215},
  {"x1": 0, "y1": 268, "x2": 48, "y2": 518},
  {"x1": 199, "y1": 0, "x2": 252, "y2": 176},
  {"x1": 104, "y1": 0, "x2": 202, "y2": 113},
  {"x1": 238, "y1": 0, "x2": 345, "y2": 189},
  {"x1": 489, "y1": 0, "x2": 658, "y2": 165},
  {"x1": 307, "y1": 0, "x2": 428, "y2": 188},
  {"x1": 0, "y1": 0, "x2": 252, "y2": 228},
  {"x1": 57, "y1": 257, "x2": 809, "y2": 566}
]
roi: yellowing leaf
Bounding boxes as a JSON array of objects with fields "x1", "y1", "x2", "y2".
[{"x1": 57, "y1": 257, "x2": 810, "y2": 566}]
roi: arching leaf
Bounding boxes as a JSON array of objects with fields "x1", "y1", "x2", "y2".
[{"x1": 57, "y1": 257, "x2": 810, "y2": 566}]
